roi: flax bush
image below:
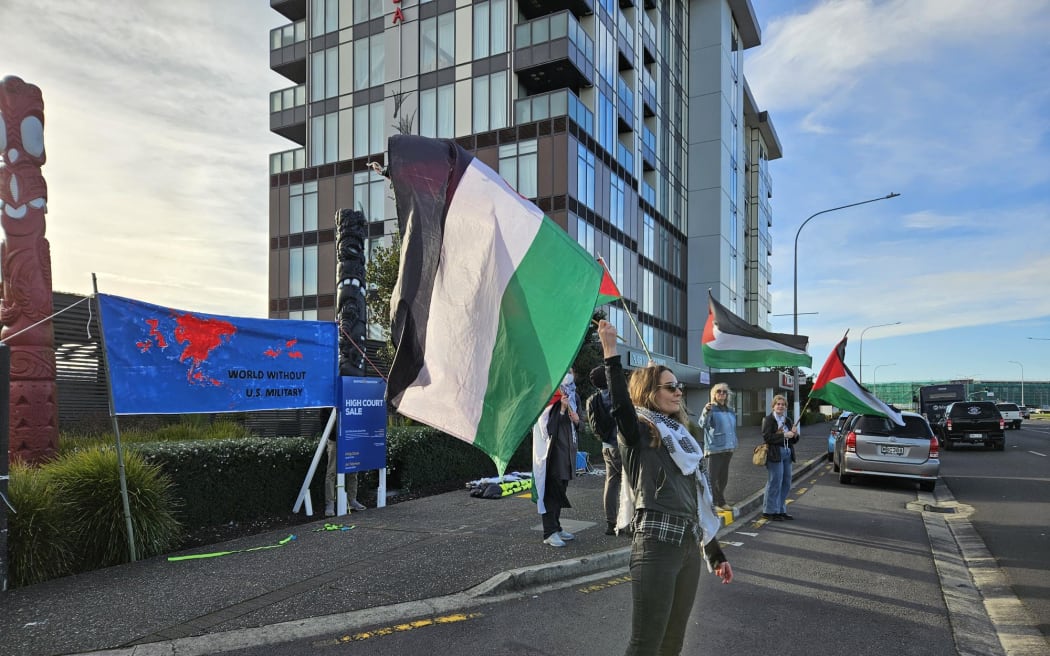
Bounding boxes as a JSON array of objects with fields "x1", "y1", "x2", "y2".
[
  {"x1": 6, "y1": 461, "x2": 77, "y2": 587},
  {"x1": 46, "y1": 446, "x2": 183, "y2": 570}
]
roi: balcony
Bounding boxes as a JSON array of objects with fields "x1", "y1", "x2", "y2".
[
  {"x1": 518, "y1": 0, "x2": 593, "y2": 21},
  {"x1": 270, "y1": 21, "x2": 307, "y2": 83},
  {"x1": 269, "y1": 84, "x2": 307, "y2": 144},
  {"x1": 640, "y1": 126, "x2": 656, "y2": 171},
  {"x1": 616, "y1": 77, "x2": 634, "y2": 133},
  {"x1": 515, "y1": 88, "x2": 594, "y2": 135},
  {"x1": 640, "y1": 12, "x2": 657, "y2": 66},
  {"x1": 514, "y1": 11, "x2": 594, "y2": 94},
  {"x1": 271, "y1": 0, "x2": 306, "y2": 22},
  {"x1": 639, "y1": 68, "x2": 656, "y2": 117},
  {"x1": 270, "y1": 147, "x2": 306, "y2": 176},
  {"x1": 616, "y1": 16, "x2": 635, "y2": 71}
]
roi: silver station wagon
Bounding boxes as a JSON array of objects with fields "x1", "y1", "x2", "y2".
[{"x1": 833, "y1": 411, "x2": 939, "y2": 491}]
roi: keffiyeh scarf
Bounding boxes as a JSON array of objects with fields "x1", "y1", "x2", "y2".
[{"x1": 617, "y1": 408, "x2": 721, "y2": 546}]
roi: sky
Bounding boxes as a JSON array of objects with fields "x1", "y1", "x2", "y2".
[{"x1": 1, "y1": 0, "x2": 1048, "y2": 384}]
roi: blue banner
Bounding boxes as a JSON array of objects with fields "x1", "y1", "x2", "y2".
[
  {"x1": 98, "y1": 293, "x2": 338, "y2": 414},
  {"x1": 338, "y1": 377, "x2": 387, "y2": 473}
]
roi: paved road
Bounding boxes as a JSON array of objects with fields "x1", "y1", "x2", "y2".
[{"x1": 938, "y1": 425, "x2": 1050, "y2": 644}]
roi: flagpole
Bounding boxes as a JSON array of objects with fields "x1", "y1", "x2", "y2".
[
  {"x1": 92, "y1": 274, "x2": 137, "y2": 562},
  {"x1": 596, "y1": 256, "x2": 653, "y2": 362}
]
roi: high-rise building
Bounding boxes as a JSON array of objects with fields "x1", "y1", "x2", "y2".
[{"x1": 267, "y1": 0, "x2": 782, "y2": 421}]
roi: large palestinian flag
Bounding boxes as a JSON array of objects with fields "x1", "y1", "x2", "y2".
[
  {"x1": 810, "y1": 333, "x2": 904, "y2": 425},
  {"x1": 702, "y1": 291, "x2": 812, "y2": 369},
  {"x1": 385, "y1": 135, "x2": 604, "y2": 475}
]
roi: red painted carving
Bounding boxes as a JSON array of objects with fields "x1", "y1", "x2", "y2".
[{"x1": 0, "y1": 76, "x2": 57, "y2": 464}]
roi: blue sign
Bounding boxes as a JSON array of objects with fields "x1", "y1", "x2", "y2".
[
  {"x1": 338, "y1": 376, "x2": 388, "y2": 473},
  {"x1": 98, "y1": 294, "x2": 338, "y2": 414}
]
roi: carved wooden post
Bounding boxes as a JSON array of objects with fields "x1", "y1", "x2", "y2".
[{"x1": 0, "y1": 76, "x2": 58, "y2": 464}]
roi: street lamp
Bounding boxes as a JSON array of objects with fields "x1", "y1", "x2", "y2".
[
  {"x1": 1008, "y1": 360, "x2": 1024, "y2": 406},
  {"x1": 872, "y1": 363, "x2": 896, "y2": 387},
  {"x1": 859, "y1": 321, "x2": 902, "y2": 384},
  {"x1": 792, "y1": 193, "x2": 901, "y2": 420}
]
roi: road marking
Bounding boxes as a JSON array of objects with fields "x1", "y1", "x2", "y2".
[
  {"x1": 737, "y1": 532, "x2": 759, "y2": 537},
  {"x1": 1028, "y1": 451, "x2": 1046, "y2": 457},
  {"x1": 316, "y1": 613, "x2": 483, "y2": 646},
  {"x1": 578, "y1": 575, "x2": 631, "y2": 594}
]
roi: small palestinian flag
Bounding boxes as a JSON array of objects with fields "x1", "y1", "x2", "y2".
[
  {"x1": 385, "y1": 135, "x2": 604, "y2": 475},
  {"x1": 596, "y1": 256, "x2": 621, "y2": 305},
  {"x1": 811, "y1": 333, "x2": 904, "y2": 425},
  {"x1": 702, "y1": 291, "x2": 812, "y2": 369}
]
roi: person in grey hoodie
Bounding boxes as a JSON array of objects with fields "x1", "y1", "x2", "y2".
[{"x1": 699, "y1": 383, "x2": 738, "y2": 510}]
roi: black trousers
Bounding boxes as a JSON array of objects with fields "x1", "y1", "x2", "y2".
[
  {"x1": 624, "y1": 534, "x2": 702, "y2": 656},
  {"x1": 541, "y1": 477, "x2": 569, "y2": 538}
]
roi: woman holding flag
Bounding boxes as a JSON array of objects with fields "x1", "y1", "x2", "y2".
[{"x1": 597, "y1": 320, "x2": 732, "y2": 656}]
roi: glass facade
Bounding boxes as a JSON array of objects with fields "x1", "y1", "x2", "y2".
[{"x1": 267, "y1": 0, "x2": 774, "y2": 377}]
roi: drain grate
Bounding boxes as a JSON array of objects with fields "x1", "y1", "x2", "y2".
[{"x1": 923, "y1": 504, "x2": 956, "y2": 514}]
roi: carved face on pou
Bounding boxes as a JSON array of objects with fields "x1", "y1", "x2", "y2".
[{"x1": 0, "y1": 75, "x2": 48, "y2": 227}]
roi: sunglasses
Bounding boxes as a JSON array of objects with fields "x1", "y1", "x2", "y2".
[{"x1": 658, "y1": 382, "x2": 686, "y2": 392}]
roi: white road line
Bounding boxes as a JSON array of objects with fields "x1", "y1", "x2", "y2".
[{"x1": 1027, "y1": 451, "x2": 1046, "y2": 457}]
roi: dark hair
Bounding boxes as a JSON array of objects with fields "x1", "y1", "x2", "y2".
[{"x1": 589, "y1": 365, "x2": 607, "y2": 390}]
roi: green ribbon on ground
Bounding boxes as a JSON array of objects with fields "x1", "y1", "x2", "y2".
[
  {"x1": 167, "y1": 534, "x2": 297, "y2": 562},
  {"x1": 313, "y1": 523, "x2": 355, "y2": 532}
]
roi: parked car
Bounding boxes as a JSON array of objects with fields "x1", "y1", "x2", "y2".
[
  {"x1": 826, "y1": 412, "x2": 853, "y2": 462},
  {"x1": 995, "y1": 402, "x2": 1023, "y2": 430},
  {"x1": 1019, "y1": 406, "x2": 1031, "y2": 420},
  {"x1": 936, "y1": 401, "x2": 1005, "y2": 450},
  {"x1": 833, "y1": 411, "x2": 939, "y2": 491}
]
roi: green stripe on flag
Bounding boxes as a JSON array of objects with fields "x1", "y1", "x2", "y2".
[
  {"x1": 475, "y1": 217, "x2": 601, "y2": 473},
  {"x1": 702, "y1": 345, "x2": 812, "y2": 370}
]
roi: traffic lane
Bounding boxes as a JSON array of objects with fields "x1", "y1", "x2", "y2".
[
  {"x1": 939, "y1": 433, "x2": 1050, "y2": 640},
  {"x1": 233, "y1": 465, "x2": 954, "y2": 656}
]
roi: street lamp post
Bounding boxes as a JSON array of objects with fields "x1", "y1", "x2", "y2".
[
  {"x1": 1008, "y1": 360, "x2": 1024, "y2": 406},
  {"x1": 791, "y1": 193, "x2": 901, "y2": 421},
  {"x1": 859, "y1": 321, "x2": 902, "y2": 385},
  {"x1": 872, "y1": 363, "x2": 896, "y2": 387}
]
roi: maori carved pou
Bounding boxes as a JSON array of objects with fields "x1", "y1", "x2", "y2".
[{"x1": 0, "y1": 75, "x2": 58, "y2": 464}]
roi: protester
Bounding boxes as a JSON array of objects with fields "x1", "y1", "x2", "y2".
[
  {"x1": 761, "y1": 394, "x2": 799, "y2": 521},
  {"x1": 532, "y1": 369, "x2": 580, "y2": 547},
  {"x1": 586, "y1": 365, "x2": 621, "y2": 535},
  {"x1": 597, "y1": 320, "x2": 733, "y2": 655},
  {"x1": 325, "y1": 431, "x2": 367, "y2": 516},
  {"x1": 699, "y1": 383, "x2": 738, "y2": 510}
]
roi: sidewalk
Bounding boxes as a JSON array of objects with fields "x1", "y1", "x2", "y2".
[{"x1": 0, "y1": 423, "x2": 829, "y2": 656}]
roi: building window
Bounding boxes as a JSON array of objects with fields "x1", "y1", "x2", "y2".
[
  {"x1": 309, "y1": 112, "x2": 339, "y2": 166},
  {"x1": 289, "y1": 182, "x2": 318, "y2": 234},
  {"x1": 289, "y1": 244, "x2": 318, "y2": 297},
  {"x1": 354, "y1": 35, "x2": 384, "y2": 91},
  {"x1": 473, "y1": 0, "x2": 508, "y2": 59},
  {"x1": 353, "y1": 101, "x2": 385, "y2": 158},
  {"x1": 610, "y1": 174, "x2": 626, "y2": 230},
  {"x1": 642, "y1": 214, "x2": 655, "y2": 260},
  {"x1": 472, "y1": 71, "x2": 508, "y2": 133},
  {"x1": 289, "y1": 309, "x2": 319, "y2": 320},
  {"x1": 353, "y1": 0, "x2": 384, "y2": 24},
  {"x1": 354, "y1": 170, "x2": 387, "y2": 223},
  {"x1": 498, "y1": 139, "x2": 538, "y2": 198},
  {"x1": 575, "y1": 215, "x2": 596, "y2": 256},
  {"x1": 310, "y1": 47, "x2": 339, "y2": 101},
  {"x1": 311, "y1": 0, "x2": 339, "y2": 37},
  {"x1": 420, "y1": 12, "x2": 455, "y2": 73},
  {"x1": 608, "y1": 240, "x2": 625, "y2": 292},
  {"x1": 576, "y1": 142, "x2": 595, "y2": 210},
  {"x1": 420, "y1": 84, "x2": 454, "y2": 139}
]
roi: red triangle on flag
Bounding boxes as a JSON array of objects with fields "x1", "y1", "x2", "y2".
[{"x1": 596, "y1": 257, "x2": 621, "y2": 305}]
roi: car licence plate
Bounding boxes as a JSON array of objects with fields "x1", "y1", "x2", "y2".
[
  {"x1": 880, "y1": 446, "x2": 905, "y2": 456},
  {"x1": 968, "y1": 433, "x2": 984, "y2": 439}
]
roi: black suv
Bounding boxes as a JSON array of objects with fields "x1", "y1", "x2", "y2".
[{"x1": 937, "y1": 401, "x2": 1005, "y2": 451}]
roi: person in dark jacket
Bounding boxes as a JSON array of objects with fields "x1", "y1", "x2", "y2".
[
  {"x1": 598, "y1": 320, "x2": 733, "y2": 656},
  {"x1": 761, "y1": 394, "x2": 799, "y2": 521},
  {"x1": 532, "y1": 371, "x2": 580, "y2": 548},
  {"x1": 586, "y1": 365, "x2": 621, "y2": 535}
]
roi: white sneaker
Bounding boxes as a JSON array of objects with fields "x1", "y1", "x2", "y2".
[
  {"x1": 349, "y1": 499, "x2": 367, "y2": 511},
  {"x1": 543, "y1": 533, "x2": 566, "y2": 547},
  {"x1": 324, "y1": 503, "x2": 335, "y2": 517},
  {"x1": 558, "y1": 530, "x2": 575, "y2": 541}
]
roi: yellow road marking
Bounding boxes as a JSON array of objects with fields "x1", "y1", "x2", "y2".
[
  {"x1": 317, "y1": 613, "x2": 483, "y2": 646},
  {"x1": 579, "y1": 575, "x2": 632, "y2": 593}
]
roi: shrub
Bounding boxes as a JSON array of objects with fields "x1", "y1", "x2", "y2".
[
  {"x1": 46, "y1": 446, "x2": 183, "y2": 570},
  {"x1": 6, "y1": 462, "x2": 77, "y2": 587}
]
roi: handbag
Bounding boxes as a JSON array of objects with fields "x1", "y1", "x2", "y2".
[{"x1": 752, "y1": 443, "x2": 768, "y2": 466}]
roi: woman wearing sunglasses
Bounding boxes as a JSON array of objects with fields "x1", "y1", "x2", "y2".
[
  {"x1": 597, "y1": 320, "x2": 733, "y2": 656},
  {"x1": 699, "y1": 383, "x2": 738, "y2": 511}
]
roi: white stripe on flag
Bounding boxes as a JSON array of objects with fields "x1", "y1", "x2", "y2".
[{"x1": 396, "y1": 159, "x2": 543, "y2": 442}]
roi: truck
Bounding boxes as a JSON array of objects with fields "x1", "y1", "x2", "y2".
[
  {"x1": 915, "y1": 384, "x2": 966, "y2": 428},
  {"x1": 995, "y1": 402, "x2": 1023, "y2": 429},
  {"x1": 937, "y1": 401, "x2": 1006, "y2": 450}
]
